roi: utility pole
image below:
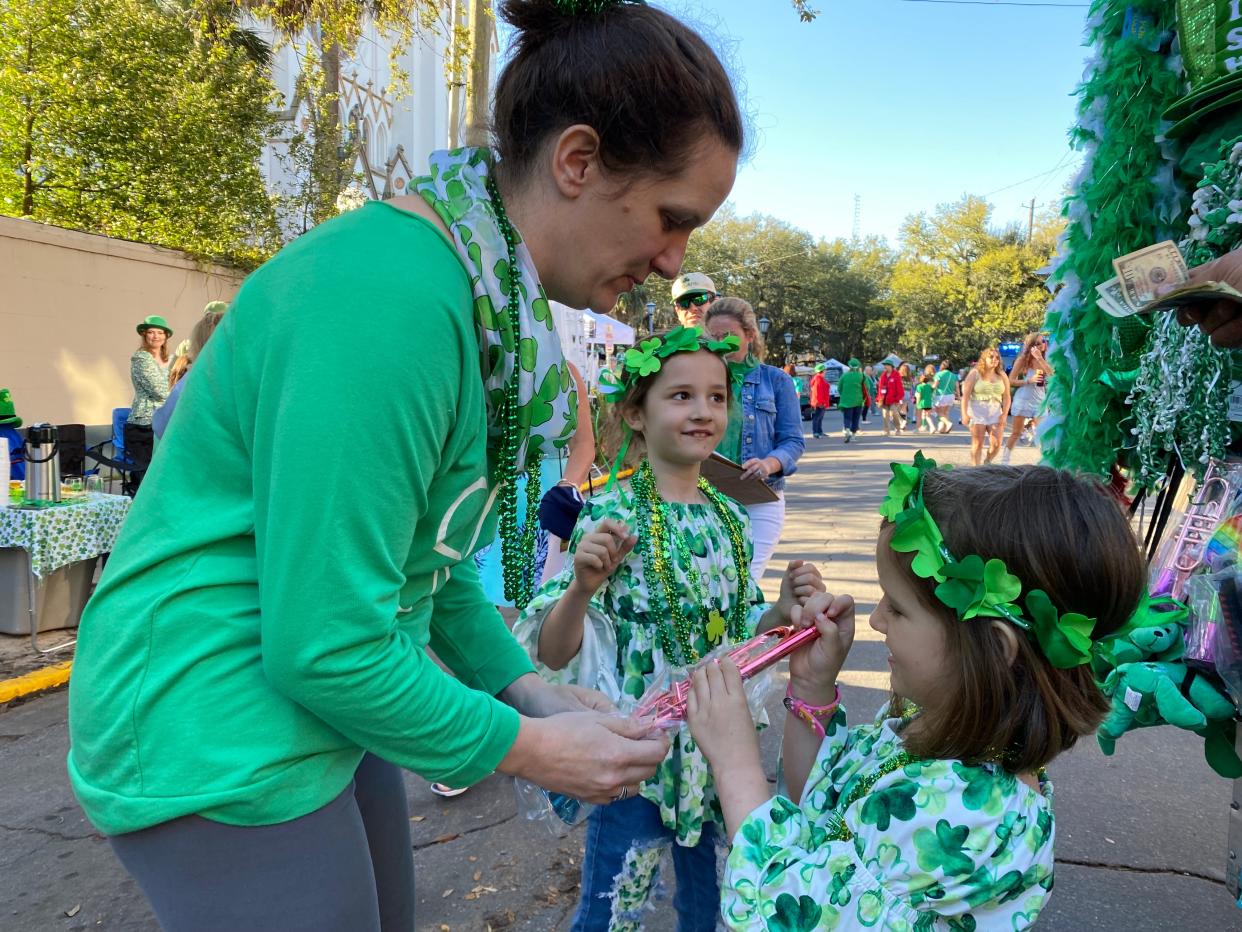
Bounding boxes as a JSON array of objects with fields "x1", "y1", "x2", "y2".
[
  {"x1": 1025, "y1": 198, "x2": 1036, "y2": 246},
  {"x1": 852, "y1": 194, "x2": 862, "y2": 242}
]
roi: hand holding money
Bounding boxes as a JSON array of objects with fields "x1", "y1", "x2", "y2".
[
  {"x1": 1172, "y1": 250, "x2": 1242, "y2": 347},
  {"x1": 1094, "y1": 241, "x2": 1242, "y2": 345}
]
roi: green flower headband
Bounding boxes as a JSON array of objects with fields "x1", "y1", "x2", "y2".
[
  {"x1": 597, "y1": 325, "x2": 738, "y2": 493},
  {"x1": 597, "y1": 325, "x2": 739, "y2": 401},
  {"x1": 880, "y1": 452, "x2": 1171, "y2": 669}
]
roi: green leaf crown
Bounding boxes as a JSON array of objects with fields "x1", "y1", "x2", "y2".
[
  {"x1": 880, "y1": 452, "x2": 1169, "y2": 669},
  {"x1": 597, "y1": 326, "x2": 739, "y2": 402}
]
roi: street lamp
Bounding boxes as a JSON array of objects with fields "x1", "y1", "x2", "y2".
[
  {"x1": 783, "y1": 331, "x2": 793, "y2": 364},
  {"x1": 757, "y1": 316, "x2": 772, "y2": 337},
  {"x1": 644, "y1": 301, "x2": 656, "y2": 334}
]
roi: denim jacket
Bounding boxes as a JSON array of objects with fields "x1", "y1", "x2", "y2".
[{"x1": 739, "y1": 364, "x2": 805, "y2": 492}]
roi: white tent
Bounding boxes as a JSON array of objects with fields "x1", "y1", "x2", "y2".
[{"x1": 582, "y1": 309, "x2": 635, "y2": 347}]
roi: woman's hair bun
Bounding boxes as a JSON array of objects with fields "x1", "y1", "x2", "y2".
[{"x1": 499, "y1": 0, "x2": 629, "y2": 35}]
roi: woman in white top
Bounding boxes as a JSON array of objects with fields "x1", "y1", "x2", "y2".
[{"x1": 1002, "y1": 332, "x2": 1053, "y2": 463}]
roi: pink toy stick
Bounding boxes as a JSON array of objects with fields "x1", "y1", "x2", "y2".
[{"x1": 632, "y1": 624, "x2": 822, "y2": 727}]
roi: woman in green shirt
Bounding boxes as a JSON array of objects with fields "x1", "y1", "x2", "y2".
[{"x1": 66, "y1": 2, "x2": 742, "y2": 929}]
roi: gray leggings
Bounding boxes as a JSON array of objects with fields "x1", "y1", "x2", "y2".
[{"x1": 108, "y1": 753, "x2": 414, "y2": 932}]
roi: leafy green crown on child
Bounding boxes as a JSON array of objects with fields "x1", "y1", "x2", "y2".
[{"x1": 880, "y1": 452, "x2": 1173, "y2": 669}]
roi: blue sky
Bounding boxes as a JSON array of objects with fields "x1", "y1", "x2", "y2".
[{"x1": 670, "y1": 0, "x2": 1092, "y2": 245}]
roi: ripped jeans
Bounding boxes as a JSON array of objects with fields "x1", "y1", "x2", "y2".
[{"x1": 571, "y1": 795, "x2": 722, "y2": 932}]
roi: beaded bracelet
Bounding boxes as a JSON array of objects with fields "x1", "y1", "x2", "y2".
[{"x1": 783, "y1": 684, "x2": 841, "y2": 739}]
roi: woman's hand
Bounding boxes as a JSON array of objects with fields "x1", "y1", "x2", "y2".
[
  {"x1": 499, "y1": 711, "x2": 670, "y2": 805},
  {"x1": 776, "y1": 560, "x2": 825, "y2": 621},
  {"x1": 685, "y1": 658, "x2": 761, "y2": 772},
  {"x1": 739, "y1": 456, "x2": 781, "y2": 481},
  {"x1": 788, "y1": 592, "x2": 856, "y2": 702},
  {"x1": 500, "y1": 674, "x2": 615, "y2": 717},
  {"x1": 570, "y1": 520, "x2": 636, "y2": 596}
]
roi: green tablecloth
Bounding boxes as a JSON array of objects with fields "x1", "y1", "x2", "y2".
[{"x1": 0, "y1": 495, "x2": 131, "y2": 578}]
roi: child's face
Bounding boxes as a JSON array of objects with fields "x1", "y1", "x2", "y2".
[
  {"x1": 625, "y1": 351, "x2": 729, "y2": 467},
  {"x1": 871, "y1": 534, "x2": 952, "y2": 708}
]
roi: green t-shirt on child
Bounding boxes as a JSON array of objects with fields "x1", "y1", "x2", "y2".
[{"x1": 915, "y1": 382, "x2": 935, "y2": 409}]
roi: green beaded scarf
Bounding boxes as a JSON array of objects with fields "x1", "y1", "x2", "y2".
[{"x1": 414, "y1": 148, "x2": 577, "y2": 608}]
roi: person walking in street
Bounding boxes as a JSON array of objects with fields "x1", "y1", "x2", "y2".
[
  {"x1": 125, "y1": 314, "x2": 174, "y2": 495},
  {"x1": 685, "y1": 456, "x2": 1149, "y2": 931},
  {"x1": 876, "y1": 361, "x2": 905, "y2": 435},
  {"x1": 1002, "y1": 332, "x2": 1053, "y2": 464},
  {"x1": 861, "y1": 364, "x2": 877, "y2": 424},
  {"x1": 808, "y1": 362, "x2": 831, "y2": 438},
  {"x1": 705, "y1": 297, "x2": 805, "y2": 580},
  {"x1": 66, "y1": 2, "x2": 739, "y2": 928},
  {"x1": 961, "y1": 346, "x2": 1011, "y2": 465},
  {"x1": 836, "y1": 357, "x2": 869, "y2": 443},
  {"x1": 914, "y1": 372, "x2": 936, "y2": 432},
  {"x1": 671, "y1": 271, "x2": 717, "y2": 327},
  {"x1": 898, "y1": 362, "x2": 915, "y2": 429},
  {"x1": 513, "y1": 328, "x2": 824, "y2": 932},
  {"x1": 932, "y1": 360, "x2": 958, "y2": 433}
]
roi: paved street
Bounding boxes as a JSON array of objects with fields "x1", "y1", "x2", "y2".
[{"x1": 0, "y1": 409, "x2": 1238, "y2": 930}]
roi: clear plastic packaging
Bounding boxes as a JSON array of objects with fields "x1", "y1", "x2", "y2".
[{"x1": 512, "y1": 624, "x2": 819, "y2": 833}]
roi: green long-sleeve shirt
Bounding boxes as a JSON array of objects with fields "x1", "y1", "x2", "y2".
[{"x1": 68, "y1": 202, "x2": 534, "y2": 835}]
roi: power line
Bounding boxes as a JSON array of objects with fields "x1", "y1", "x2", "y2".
[{"x1": 898, "y1": 1, "x2": 1087, "y2": 7}]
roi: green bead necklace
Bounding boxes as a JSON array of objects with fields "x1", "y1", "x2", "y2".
[
  {"x1": 486, "y1": 169, "x2": 541, "y2": 610},
  {"x1": 630, "y1": 460, "x2": 751, "y2": 666}
]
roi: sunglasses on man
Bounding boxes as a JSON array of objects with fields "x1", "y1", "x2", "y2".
[{"x1": 675, "y1": 291, "x2": 715, "y2": 309}]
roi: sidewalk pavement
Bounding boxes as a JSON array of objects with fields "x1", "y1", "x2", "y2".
[{"x1": 0, "y1": 409, "x2": 1237, "y2": 930}]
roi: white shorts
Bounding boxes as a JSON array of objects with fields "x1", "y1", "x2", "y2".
[
  {"x1": 968, "y1": 400, "x2": 1003, "y2": 426},
  {"x1": 934, "y1": 394, "x2": 955, "y2": 408}
]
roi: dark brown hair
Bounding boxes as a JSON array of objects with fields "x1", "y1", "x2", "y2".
[
  {"x1": 884, "y1": 465, "x2": 1146, "y2": 772},
  {"x1": 599, "y1": 334, "x2": 731, "y2": 466},
  {"x1": 493, "y1": 1, "x2": 744, "y2": 183}
]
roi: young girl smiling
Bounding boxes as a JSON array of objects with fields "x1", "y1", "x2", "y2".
[
  {"x1": 687, "y1": 455, "x2": 1149, "y2": 930},
  {"x1": 514, "y1": 327, "x2": 823, "y2": 931}
]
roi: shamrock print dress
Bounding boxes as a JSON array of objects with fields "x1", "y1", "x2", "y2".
[
  {"x1": 723, "y1": 704, "x2": 1055, "y2": 931},
  {"x1": 513, "y1": 485, "x2": 767, "y2": 847}
]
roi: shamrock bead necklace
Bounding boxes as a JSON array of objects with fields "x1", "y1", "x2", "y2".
[
  {"x1": 486, "y1": 169, "x2": 541, "y2": 609},
  {"x1": 630, "y1": 460, "x2": 751, "y2": 665}
]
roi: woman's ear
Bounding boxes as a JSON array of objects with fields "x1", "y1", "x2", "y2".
[
  {"x1": 989, "y1": 620, "x2": 1021, "y2": 668},
  {"x1": 548, "y1": 124, "x2": 603, "y2": 200}
]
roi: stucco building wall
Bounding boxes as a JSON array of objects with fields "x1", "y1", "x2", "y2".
[{"x1": 0, "y1": 215, "x2": 242, "y2": 429}]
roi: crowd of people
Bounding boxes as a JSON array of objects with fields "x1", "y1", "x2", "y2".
[
  {"x1": 59, "y1": 3, "x2": 1185, "y2": 932},
  {"x1": 796, "y1": 331, "x2": 1056, "y2": 468}
]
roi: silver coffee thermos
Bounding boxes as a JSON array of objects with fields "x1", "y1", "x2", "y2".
[{"x1": 23, "y1": 423, "x2": 61, "y2": 503}]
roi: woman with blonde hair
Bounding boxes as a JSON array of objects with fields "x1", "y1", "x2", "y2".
[
  {"x1": 704, "y1": 297, "x2": 805, "y2": 579},
  {"x1": 1002, "y1": 331, "x2": 1053, "y2": 463},
  {"x1": 153, "y1": 302, "x2": 228, "y2": 439},
  {"x1": 124, "y1": 315, "x2": 173, "y2": 494},
  {"x1": 960, "y1": 346, "x2": 1010, "y2": 466}
]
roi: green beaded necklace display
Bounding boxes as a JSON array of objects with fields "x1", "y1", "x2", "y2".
[
  {"x1": 486, "y1": 171, "x2": 542, "y2": 609},
  {"x1": 630, "y1": 460, "x2": 751, "y2": 666}
]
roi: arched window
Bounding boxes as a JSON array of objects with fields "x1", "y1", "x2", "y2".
[{"x1": 374, "y1": 123, "x2": 389, "y2": 168}]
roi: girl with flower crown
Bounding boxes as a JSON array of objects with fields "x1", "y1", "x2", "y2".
[
  {"x1": 514, "y1": 327, "x2": 825, "y2": 932},
  {"x1": 685, "y1": 457, "x2": 1152, "y2": 930}
]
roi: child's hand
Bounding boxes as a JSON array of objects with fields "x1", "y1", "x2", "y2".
[
  {"x1": 776, "y1": 560, "x2": 825, "y2": 622},
  {"x1": 788, "y1": 592, "x2": 856, "y2": 701},
  {"x1": 685, "y1": 658, "x2": 761, "y2": 772},
  {"x1": 570, "y1": 519, "x2": 637, "y2": 596}
]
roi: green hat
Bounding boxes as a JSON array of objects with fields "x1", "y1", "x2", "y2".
[
  {"x1": 203, "y1": 300, "x2": 228, "y2": 315},
  {"x1": 848, "y1": 357, "x2": 861, "y2": 368},
  {"x1": 1163, "y1": 2, "x2": 1242, "y2": 135},
  {"x1": 0, "y1": 389, "x2": 20, "y2": 428},
  {"x1": 136, "y1": 315, "x2": 173, "y2": 336},
  {"x1": 815, "y1": 363, "x2": 826, "y2": 372}
]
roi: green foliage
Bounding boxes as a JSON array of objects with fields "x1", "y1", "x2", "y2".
[
  {"x1": 0, "y1": 0, "x2": 283, "y2": 268},
  {"x1": 870, "y1": 196, "x2": 1061, "y2": 366},
  {"x1": 635, "y1": 205, "x2": 894, "y2": 363}
]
